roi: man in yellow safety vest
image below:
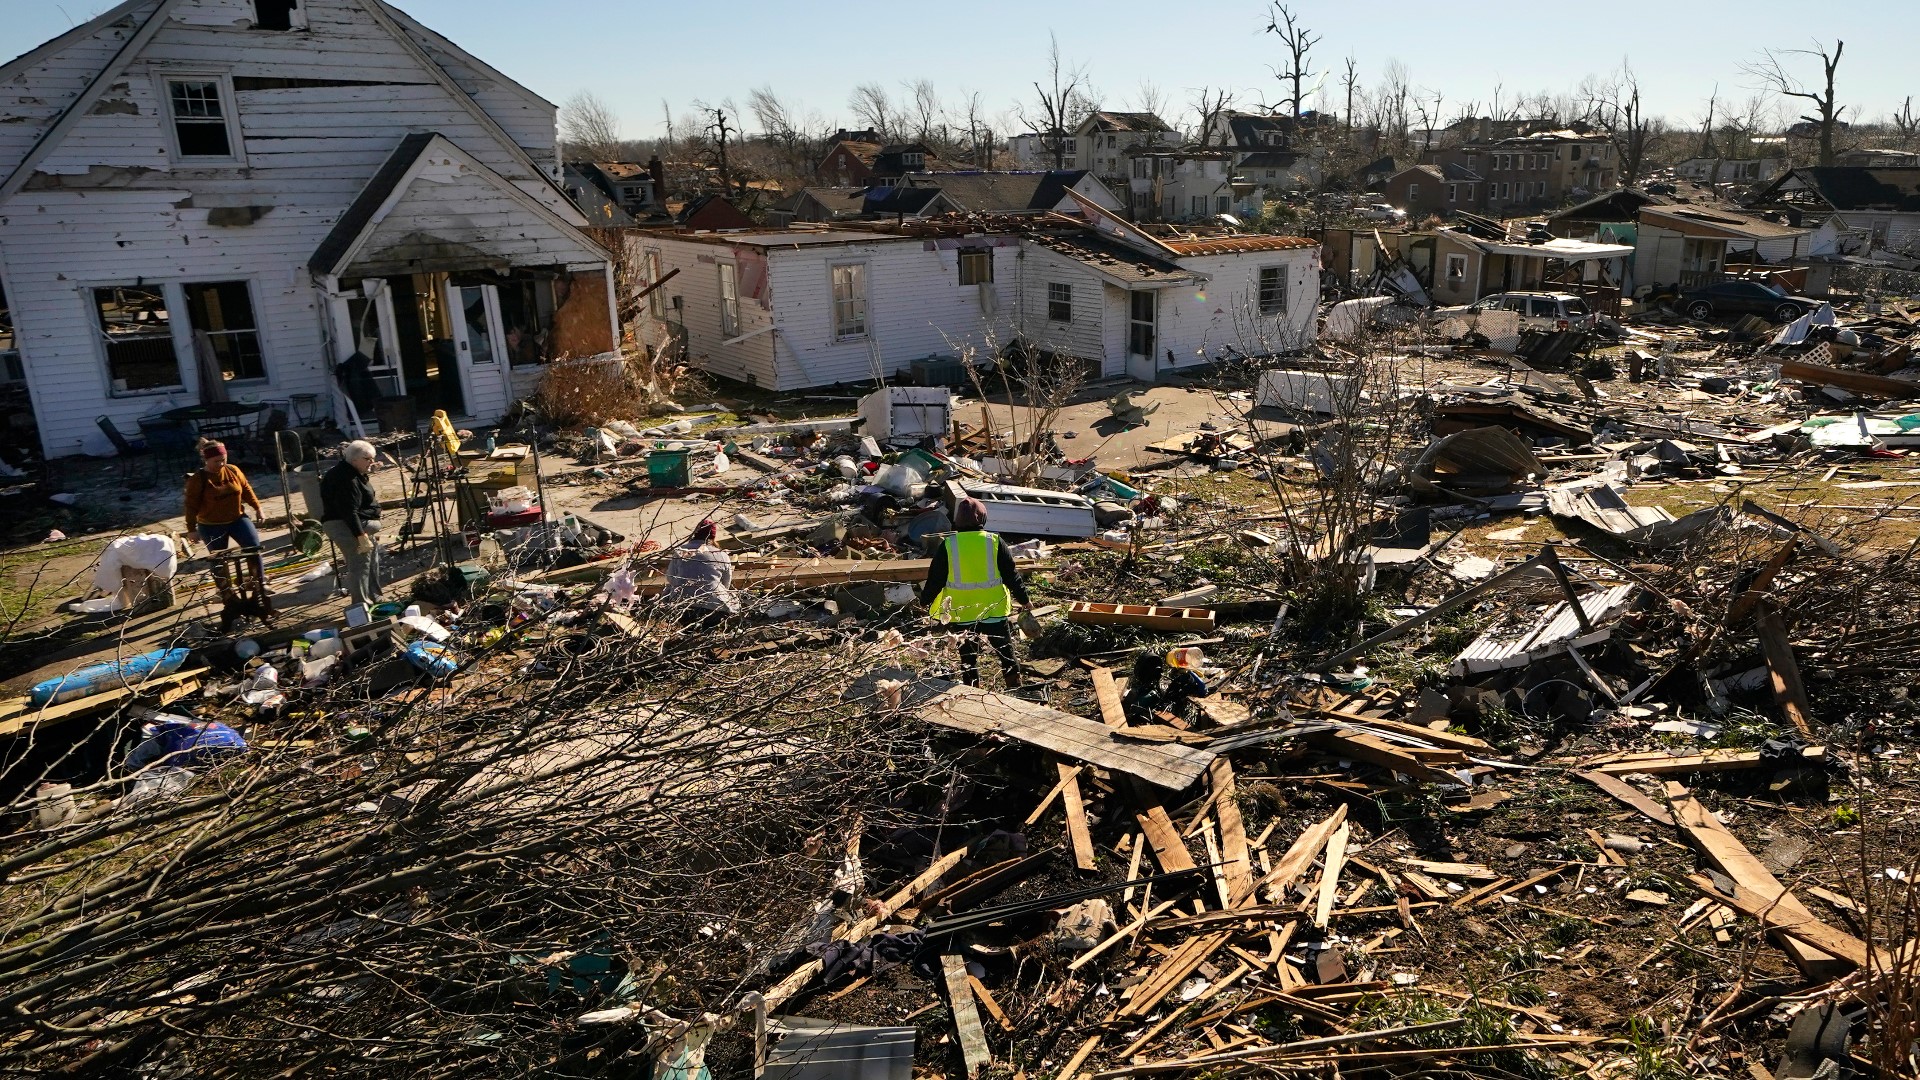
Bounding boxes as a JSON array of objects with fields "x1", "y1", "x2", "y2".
[{"x1": 920, "y1": 497, "x2": 1030, "y2": 687}]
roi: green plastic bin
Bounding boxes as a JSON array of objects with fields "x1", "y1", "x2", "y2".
[{"x1": 647, "y1": 449, "x2": 691, "y2": 488}]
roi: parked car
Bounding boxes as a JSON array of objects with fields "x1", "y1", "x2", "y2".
[
  {"x1": 1436, "y1": 291, "x2": 1597, "y2": 332},
  {"x1": 1677, "y1": 279, "x2": 1822, "y2": 322},
  {"x1": 1356, "y1": 203, "x2": 1407, "y2": 223}
]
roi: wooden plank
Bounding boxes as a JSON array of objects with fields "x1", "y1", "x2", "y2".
[
  {"x1": 0, "y1": 670, "x2": 204, "y2": 737},
  {"x1": 1669, "y1": 790, "x2": 1848, "y2": 977},
  {"x1": 942, "y1": 954, "x2": 992, "y2": 1077},
  {"x1": 1023, "y1": 764, "x2": 1084, "y2": 826},
  {"x1": 1779, "y1": 358, "x2": 1920, "y2": 400},
  {"x1": 1059, "y1": 763, "x2": 1097, "y2": 872},
  {"x1": 1067, "y1": 601, "x2": 1216, "y2": 633},
  {"x1": 762, "y1": 844, "x2": 970, "y2": 1010},
  {"x1": 1312, "y1": 730, "x2": 1467, "y2": 785},
  {"x1": 1118, "y1": 931, "x2": 1232, "y2": 1018},
  {"x1": 1755, "y1": 607, "x2": 1815, "y2": 736},
  {"x1": 1590, "y1": 746, "x2": 1826, "y2": 776},
  {"x1": 1572, "y1": 770, "x2": 1675, "y2": 826},
  {"x1": 1687, "y1": 875, "x2": 1872, "y2": 969},
  {"x1": 1057, "y1": 1035, "x2": 1103, "y2": 1080},
  {"x1": 1396, "y1": 859, "x2": 1498, "y2": 880},
  {"x1": 1296, "y1": 704, "x2": 1493, "y2": 751},
  {"x1": 1313, "y1": 822, "x2": 1351, "y2": 928},
  {"x1": 968, "y1": 974, "x2": 1014, "y2": 1032},
  {"x1": 1091, "y1": 666, "x2": 1128, "y2": 727},
  {"x1": 1136, "y1": 805, "x2": 1198, "y2": 875},
  {"x1": 920, "y1": 685, "x2": 1216, "y2": 790},
  {"x1": 1068, "y1": 899, "x2": 1179, "y2": 972},
  {"x1": 1210, "y1": 759, "x2": 1255, "y2": 905},
  {"x1": 1725, "y1": 539, "x2": 1798, "y2": 624},
  {"x1": 1255, "y1": 805, "x2": 1349, "y2": 904}
]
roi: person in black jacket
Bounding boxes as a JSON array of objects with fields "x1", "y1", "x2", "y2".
[{"x1": 320, "y1": 440, "x2": 382, "y2": 608}]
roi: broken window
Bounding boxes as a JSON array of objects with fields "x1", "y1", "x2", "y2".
[
  {"x1": 831, "y1": 264, "x2": 866, "y2": 339},
  {"x1": 958, "y1": 249, "x2": 993, "y2": 286},
  {"x1": 166, "y1": 78, "x2": 234, "y2": 159},
  {"x1": 184, "y1": 280, "x2": 266, "y2": 382},
  {"x1": 252, "y1": 0, "x2": 300, "y2": 30},
  {"x1": 1048, "y1": 283, "x2": 1072, "y2": 323},
  {"x1": 95, "y1": 286, "x2": 184, "y2": 394},
  {"x1": 496, "y1": 278, "x2": 557, "y2": 366},
  {"x1": 718, "y1": 262, "x2": 739, "y2": 336},
  {"x1": 1445, "y1": 253, "x2": 1467, "y2": 283},
  {"x1": 1258, "y1": 267, "x2": 1287, "y2": 315}
]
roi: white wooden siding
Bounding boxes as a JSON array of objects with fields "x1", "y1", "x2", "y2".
[
  {"x1": 0, "y1": 0, "x2": 603, "y2": 455},
  {"x1": 1160, "y1": 250, "x2": 1318, "y2": 365},
  {"x1": 1013, "y1": 246, "x2": 1108, "y2": 368}
]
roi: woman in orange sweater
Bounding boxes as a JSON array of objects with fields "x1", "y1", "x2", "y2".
[{"x1": 183, "y1": 439, "x2": 267, "y2": 593}]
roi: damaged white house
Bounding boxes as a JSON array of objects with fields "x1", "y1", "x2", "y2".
[
  {"x1": 635, "y1": 196, "x2": 1319, "y2": 388},
  {"x1": 0, "y1": 0, "x2": 620, "y2": 458}
]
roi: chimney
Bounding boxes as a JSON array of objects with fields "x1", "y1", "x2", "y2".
[{"x1": 647, "y1": 154, "x2": 666, "y2": 208}]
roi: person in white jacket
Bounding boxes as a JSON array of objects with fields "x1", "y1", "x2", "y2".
[{"x1": 661, "y1": 520, "x2": 739, "y2": 623}]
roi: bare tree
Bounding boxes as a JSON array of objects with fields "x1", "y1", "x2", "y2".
[
  {"x1": 1588, "y1": 62, "x2": 1653, "y2": 186},
  {"x1": 1697, "y1": 88, "x2": 1720, "y2": 157},
  {"x1": 560, "y1": 91, "x2": 623, "y2": 161},
  {"x1": 1133, "y1": 81, "x2": 1170, "y2": 129},
  {"x1": 1262, "y1": 3, "x2": 1319, "y2": 120},
  {"x1": 849, "y1": 83, "x2": 898, "y2": 142},
  {"x1": 1743, "y1": 39, "x2": 1845, "y2": 166},
  {"x1": 1372, "y1": 61, "x2": 1412, "y2": 160},
  {"x1": 1893, "y1": 97, "x2": 1919, "y2": 149},
  {"x1": 958, "y1": 91, "x2": 994, "y2": 168},
  {"x1": 1340, "y1": 55, "x2": 1360, "y2": 136},
  {"x1": 904, "y1": 78, "x2": 944, "y2": 147},
  {"x1": 1021, "y1": 33, "x2": 1092, "y2": 170},
  {"x1": 1190, "y1": 86, "x2": 1235, "y2": 148},
  {"x1": 1412, "y1": 88, "x2": 1444, "y2": 152},
  {"x1": 696, "y1": 101, "x2": 737, "y2": 193}
]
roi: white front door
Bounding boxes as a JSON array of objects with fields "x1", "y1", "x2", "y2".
[
  {"x1": 447, "y1": 282, "x2": 511, "y2": 421},
  {"x1": 1126, "y1": 289, "x2": 1159, "y2": 382}
]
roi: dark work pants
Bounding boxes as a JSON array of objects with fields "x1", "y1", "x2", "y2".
[{"x1": 954, "y1": 619, "x2": 1020, "y2": 688}]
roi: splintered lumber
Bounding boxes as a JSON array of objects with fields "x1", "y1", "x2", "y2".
[
  {"x1": 1313, "y1": 822, "x2": 1352, "y2": 928},
  {"x1": 1726, "y1": 539, "x2": 1799, "y2": 624},
  {"x1": 967, "y1": 975, "x2": 1013, "y2": 1031},
  {"x1": 1755, "y1": 607, "x2": 1815, "y2": 736},
  {"x1": 1687, "y1": 875, "x2": 1873, "y2": 969},
  {"x1": 1669, "y1": 790, "x2": 1848, "y2": 977},
  {"x1": 1396, "y1": 859, "x2": 1499, "y2": 880},
  {"x1": 1059, "y1": 763, "x2": 1098, "y2": 872},
  {"x1": 1588, "y1": 745, "x2": 1826, "y2": 776},
  {"x1": 1118, "y1": 931, "x2": 1232, "y2": 1018},
  {"x1": 1069, "y1": 899, "x2": 1179, "y2": 971},
  {"x1": 1317, "y1": 551, "x2": 1556, "y2": 671},
  {"x1": 763, "y1": 844, "x2": 971, "y2": 1009},
  {"x1": 1209, "y1": 760, "x2": 1255, "y2": 905},
  {"x1": 1090, "y1": 666, "x2": 1128, "y2": 727},
  {"x1": 1136, "y1": 805, "x2": 1199, "y2": 875},
  {"x1": 1573, "y1": 770, "x2": 1675, "y2": 826},
  {"x1": 1255, "y1": 805, "x2": 1349, "y2": 904},
  {"x1": 1297, "y1": 704, "x2": 1493, "y2": 752},
  {"x1": 1095, "y1": 1020, "x2": 1469, "y2": 1076},
  {"x1": 1023, "y1": 765, "x2": 1085, "y2": 826},
  {"x1": 1313, "y1": 729, "x2": 1469, "y2": 785},
  {"x1": 1779, "y1": 358, "x2": 1920, "y2": 401},
  {"x1": 1067, "y1": 601, "x2": 1216, "y2": 633},
  {"x1": 941, "y1": 955, "x2": 992, "y2": 1076},
  {"x1": 918, "y1": 685, "x2": 1216, "y2": 789}
]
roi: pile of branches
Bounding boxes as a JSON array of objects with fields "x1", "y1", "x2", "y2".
[{"x1": 0, "y1": 622, "x2": 945, "y2": 1077}]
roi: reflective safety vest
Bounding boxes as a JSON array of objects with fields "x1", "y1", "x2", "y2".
[{"x1": 933, "y1": 530, "x2": 1011, "y2": 624}]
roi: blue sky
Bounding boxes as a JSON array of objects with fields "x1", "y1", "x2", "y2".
[{"x1": 6, "y1": 1, "x2": 1915, "y2": 138}]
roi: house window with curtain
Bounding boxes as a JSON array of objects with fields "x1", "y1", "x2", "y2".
[
  {"x1": 95, "y1": 285, "x2": 183, "y2": 394},
  {"x1": 831, "y1": 264, "x2": 867, "y2": 339},
  {"x1": 183, "y1": 280, "x2": 266, "y2": 382},
  {"x1": 958, "y1": 248, "x2": 993, "y2": 286}
]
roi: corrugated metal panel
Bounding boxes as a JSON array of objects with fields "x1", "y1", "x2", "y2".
[
  {"x1": 766, "y1": 1019, "x2": 915, "y2": 1080},
  {"x1": 1451, "y1": 584, "x2": 1636, "y2": 676}
]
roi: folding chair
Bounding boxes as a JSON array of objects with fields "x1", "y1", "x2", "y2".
[{"x1": 96, "y1": 416, "x2": 155, "y2": 485}]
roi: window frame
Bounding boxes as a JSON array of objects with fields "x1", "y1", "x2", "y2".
[
  {"x1": 92, "y1": 283, "x2": 187, "y2": 397},
  {"x1": 643, "y1": 250, "x2": 667, "y2": 317},
  {"x1": 182, "y1": 278, "x2": 270, "y2": 385},
  {"x1": 957, "y1": 248, "x2": 994, "y2": 286},
  {"x1": 1047, "y1": 282, "x2": 1072, "y2": 323},
  {"x1": 830, "y1": 262, "x2": 868, "y2": 341},
  {"x1": 1445, "y1": 253, "x2": 1468, "y2": 284},
  {"x1": 717, "y1": 261, "x2": 740, "y2": 337},
  {"x1": 154, "y1": 71, "x2": 245, "y2": 165},
  {"x1": 1257, "y1": 266, "x2": 1288, "y2": 316},
  {"x1": 251, "y1": 0, "x2": 308, "y2": 31}
]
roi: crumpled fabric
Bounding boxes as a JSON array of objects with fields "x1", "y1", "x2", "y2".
[
  {"x1": 814, "y1": 930, "x2": 927, "y2": 986},
  {"x1": 92, "y1": 534, "x2": 178, "y2": 595}
]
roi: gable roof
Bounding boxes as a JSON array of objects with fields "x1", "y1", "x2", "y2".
[
  {"x1": 309, "y1": 133, "x2": 599, "y2": 278},
  {"x1": 1, "y1": 0, "x2": 567, "y2": 206},
  {"x1": 1762, "y1": 167, "x2": 1920, "y2": 213},
  {"x1": 1081, "y1": 111, "x2": 1174, "y2": 134},
  {"x1": 1389, "y1": 165, "x2": 1443, "y2": 184}
]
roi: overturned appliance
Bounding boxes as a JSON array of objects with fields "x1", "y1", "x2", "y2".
[
  {"x1": 1257, "y1": 368, "x2": 1368, "y2": 415},
  {"x1": 859, "y1": 386, "x2": 953, "y2": 446}
]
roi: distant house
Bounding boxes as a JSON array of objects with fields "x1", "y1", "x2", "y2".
[
  {"x1": 676, "y1": 195, "x2": 755, "y2": 231},
  {"x1": 862, "y1": 171, "x2": 1123, "y2": 219},
  {"x1": 563, "y1": 165, "x2": 637, "y2": 227},
  {"x1": 568, "y1": 161, "x2": 658, "y2": 217},
  {"x1": 0, "y1": 0, "x2": 621, "y2": 456},
  {"x1": 1423, "y1": 128, "x2": 1615, "y2": 214},
  {"x1": 1670, "y1": 158, "x2": 1783, "y2": 186},
  {"x1": 1007, "y1": 130, "x2": 1069, "y2": 168},
  {"x1": 631, "y1": 196, "x2": 1319, "y2": 389},
  {"x1": 1634, "y1": 203, "x2": 1812, "y2": 291},
  {"x1": 1380, "y1": 163, "x2": 1484, "y2": 219},
  {"x1": 1750, "y1": 166, "x2": 1920, "y2": 263},
  {"x1": 817, "y1": 138, "x2": 883, "y2": 186},
  {"x1": 1428, "y1": 220, "x2": 1633, "y2": 308},
  {"x1": 766, "y1": 187, "x2": 868, "y2": 227}
]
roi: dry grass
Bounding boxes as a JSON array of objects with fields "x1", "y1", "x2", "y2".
[{"x1": 532, "y1": 356, "x2": 646, "y2": 428}]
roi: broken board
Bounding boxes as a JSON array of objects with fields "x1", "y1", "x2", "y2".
[
  {"x1": 918, "y1": 685, "x2": 1216, "y2": 790},
  {"x1": 1066, "y1": 602, "x2": 1216, "y2": 633}
]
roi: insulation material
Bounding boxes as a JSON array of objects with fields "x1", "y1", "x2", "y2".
[{"x1": 553, "y1": 270, "x2": 615, "y2": 357}]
